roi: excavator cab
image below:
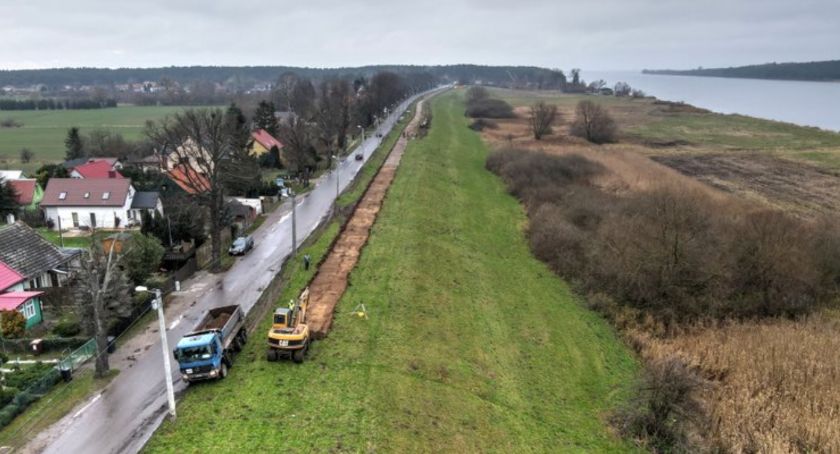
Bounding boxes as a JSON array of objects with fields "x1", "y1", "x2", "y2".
[{"x1": 272, "y1": 308, "x2": 291, "y2": 328}]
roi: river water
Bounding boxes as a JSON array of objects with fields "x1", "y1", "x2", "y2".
[{"x1": 585, "y1": 70, "x2": 840, "y2": 132}]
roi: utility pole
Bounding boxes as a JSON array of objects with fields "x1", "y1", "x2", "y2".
[
  {"x1": 166, "y1": 216, "x2": 174, "y2": 247},
  {"x1": 332, "y1": 155, "x2": 339, "y2": 212},
  {"x1": 291, "y1": 190, "x2": 297, "y2": 255},
  {"x1": 57, "y1": 216, "x2": 64, "y2": 248},
  {"x1": 136, "y1": 286, "x2": 176, "y2": 419}
]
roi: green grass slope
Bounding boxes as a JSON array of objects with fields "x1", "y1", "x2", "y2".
[{"x1": 146, "y1": 92, "x2": 637, "y2": 453}]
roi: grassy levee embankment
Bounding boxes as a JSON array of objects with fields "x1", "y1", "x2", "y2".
[{"x1": 145, "y1": 92, "x2": 637, "y2": 452}]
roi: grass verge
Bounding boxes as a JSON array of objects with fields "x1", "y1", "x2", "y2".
[
  {"x1": 146, "y1": 92, "x2": 637, "y2": 452},
  {"x1": 0, "y1": 369, "x2": 119, "y2": 450}
]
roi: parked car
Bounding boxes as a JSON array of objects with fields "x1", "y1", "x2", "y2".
[
  {"x1": 355, "y1": 153, "x2": 364, "y2": 161},
  {"x1": 228, "y1": 236, "x2": 254, "y2": 256}
]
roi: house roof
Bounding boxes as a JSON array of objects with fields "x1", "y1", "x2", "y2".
[
  {"x1": 251, "y1": 129, "x2": 283, "y2": 150},
  {"x1": 72, "y1": 160, "x2": 124, "y2": 179},
  {"x1": 0, "y1": 170, "x2": 23, "y2": 180},
  {"x1": 0, "y1": 262, "x2": 24, "y2": 292},
  {"x1": 0, "y1": 291, "x2": 43, "y2": 311},
  {"x1": 167, "y1": 166, "x2": 210, "y2": 195},
  {"x1": 62, "y1": 157, "x2": 119, "y2": 170},
  {"x1": 8, "y1": 179, "x2": 38, "y2": 205},
  {"x1": 131, "y1": 191, "x2": 160, "y2": 209},
  {"x1": 0, "y1": 223, "x2": 77, "y2": 279},
  {"x1": 42, "y1": 178, "x2": 132, "y2": 207}
]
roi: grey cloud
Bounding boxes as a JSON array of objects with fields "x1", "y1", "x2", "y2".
[{"x1": 0, "y1": 0, "x2": 837, "y2": 70}]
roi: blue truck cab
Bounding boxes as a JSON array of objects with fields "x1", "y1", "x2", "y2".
[{"x1": 173, "y1": 305, "x2": 247, "y2": 383}]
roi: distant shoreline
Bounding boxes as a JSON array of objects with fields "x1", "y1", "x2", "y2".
[
  {"x1": 642, "y1": 59, "x2": 840, "y2": 83},
  {"x1": 642, "y1": 70, "x2": 840, "y2": 83}
]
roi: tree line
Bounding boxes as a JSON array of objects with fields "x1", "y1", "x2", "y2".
[
  {"x1": 0, "y1": 64, "x2": 567, "y2": 91},
  {"x1": 0, "y1": 98, "x2": 118, "y2": 111}
]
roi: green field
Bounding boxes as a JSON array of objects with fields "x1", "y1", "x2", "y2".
[
  {"x1": 146, "y1": 92, "x2": 638, "y2": 452},
  {"x1": 0, "y1": 106, "x2": 189, "y2": 173}
]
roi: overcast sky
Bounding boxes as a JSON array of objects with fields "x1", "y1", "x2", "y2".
[{"x1": 1, "y1": 0, "x2": 837, "y2": 71}]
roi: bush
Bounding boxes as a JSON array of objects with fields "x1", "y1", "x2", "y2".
[
  {"x1": 144, "y1": 273, "x2": 170, "y2": 291},
  {"x1": 53, "y1": 317, "x2": 82, "y2": 337},
  {"x1": 468, "y1": 118, "x2": 498, "y2": 131},
  {"x1": 487, "y1": 147, "x2": 840, "y2": 324},
  {"x1": 613, "y1": 356, "x2": 707, "y2": 452},
  {"x1": 465, "y1": 98, "x2": 515, "y2": 118},
  {"x1": 570, "y1": 100, "x2": 618, "y2": 144},
  {"x1": 124, "y1": 233, "x2": 165, "y2": 285},
  {"x1": 4, "y1": 363, "x2": 54, "y2": 390},
  {"x1": 0, "y1": 387, "x2": 18, "y2": 407},
  {"x1": 1, "y1": 310, "x2": 26, "y2": 338}
]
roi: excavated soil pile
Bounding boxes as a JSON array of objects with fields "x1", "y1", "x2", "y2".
[{"x1": 307, "y1": 100, "x2": 425, "y2": 338}]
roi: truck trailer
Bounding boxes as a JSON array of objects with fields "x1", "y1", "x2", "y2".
[{"x1": 173, "y1": 305, "x2": 248, "y2": 383}]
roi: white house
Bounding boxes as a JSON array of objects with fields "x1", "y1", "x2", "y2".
[{"x1": 41, "y1": 178, "x2": 158, "y2": 230}]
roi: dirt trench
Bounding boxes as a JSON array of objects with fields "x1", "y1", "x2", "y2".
[{"x1": 306, "y1": 99, "x2": 425, "y2": 338}]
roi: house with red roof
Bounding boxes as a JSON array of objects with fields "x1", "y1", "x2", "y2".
[
  {"x1": 7, "y1": 178, "x2": 44, "y2": 211},
  {"x1": 166, "y1": 165, "x2": 211, "y2": 195},
  {"x1": 249, "y1": 129, "x2": 283, "y2": 157},
  {"x1": 70, "y1": 160, "x2": 124, "y2": 179}
]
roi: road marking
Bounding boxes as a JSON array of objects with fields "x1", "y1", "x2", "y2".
[
  {"x1": 279, "y1": 213, "x2": 291, "y2": 223},
  {"x1": 169, "y1": 314, "x2": 184, "y2": 330},
  {"x1": 73, "y1": 393, "x2": 102, "y2": 419}
]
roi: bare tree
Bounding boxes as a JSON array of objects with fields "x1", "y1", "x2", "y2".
[
  {"x1": 146, "y1": 107, "x2": 253, "y2": 271},
  {"x1": 73, "y1": 241, "x2": 130, "y2": 378},
  {"x1": 570, "y1": 101, "x2": 618, "y2": 144},
  {"x1": 314, "y1": 78, "x2": 352, "y2": 158},
  {"x1": 277, "y1": 117, "x2": 317, "y2": 184},
  {"x1": 529, "y1": 102, "x2": 559, "y2": 140}
]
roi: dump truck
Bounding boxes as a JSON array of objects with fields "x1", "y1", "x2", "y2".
[
  {"x1": 266, "y1": 287, "x2": 311, "y2": 363},
  {"x1": 173, "y1": 305, "x2": 248, "y2": 383}
]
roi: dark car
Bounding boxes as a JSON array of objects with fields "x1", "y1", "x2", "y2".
[
  {"x1": 228, "y1": 236, "x2": 254, "y2": 256},
  {"x1": 355, "y1": 153, "x2": 364, "y2": 161}
]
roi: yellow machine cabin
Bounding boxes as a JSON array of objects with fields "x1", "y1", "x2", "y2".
[{"x1": 266, "y1": 287, "x2": 311, "y2": 363}]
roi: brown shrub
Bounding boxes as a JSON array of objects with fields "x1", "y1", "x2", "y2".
[
  {"x1": 487, "y1": 148, "x2": 839, "y2": 324},
  {"x1": 570, "y1": 100, "x2": 618, "y2": 144},
  {"x1": 613, "y1": 355, "x2": 708, "y2": 453},
  {"x1": 465, "y1": 98, "x2": 515, "y2": 118}
]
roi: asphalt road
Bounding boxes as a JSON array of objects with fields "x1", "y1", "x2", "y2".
[{"x1": 29, "y1": 90, "x2": 432, "y2": 454}]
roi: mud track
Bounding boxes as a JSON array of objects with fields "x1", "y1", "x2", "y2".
[{"x1": 307, "y1": 99, "x2": 426, "y2": 338}]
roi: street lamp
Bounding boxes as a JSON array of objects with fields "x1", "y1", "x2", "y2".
[
  {"x1": 290, "y1": 189, "x2": 297, "y2": 255},
  {"x1": 331, "y1": 155, "x2": 340, "y2": 211},
  {"x1": 135, "y1": 286, "x2": 176, "y2": 419}
]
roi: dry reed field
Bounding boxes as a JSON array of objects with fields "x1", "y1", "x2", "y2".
[
  {"x1": 477, "y1": 88, "x2": 840, "y2": 452},
  {"x1": 634, "y1": 316, "x2": 840, "y2": 452}
]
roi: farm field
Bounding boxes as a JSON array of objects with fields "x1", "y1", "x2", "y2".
[
  {"x1": 146, "y1": 92, "x2": 638, "y2": 452},
  {"x1": 0, "y1": 105, "x2": 189, "y2": 173}
]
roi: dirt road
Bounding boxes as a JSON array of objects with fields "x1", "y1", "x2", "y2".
[{"x1": 307, "y1": 99, "x2": 426, "y2": 338}]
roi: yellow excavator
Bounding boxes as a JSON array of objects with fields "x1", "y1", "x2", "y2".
[{"x1": 266, "y1": 287, "x2": 311, "y2": 363}]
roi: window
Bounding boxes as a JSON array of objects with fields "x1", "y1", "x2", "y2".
[
  {"x1": 83, "y1": 192, "x2": 90, "y2": 199},
  {"x1": 21, "y1": 301, "x2": 36, "y2": 319},
  {"x1": 102, "y1": 192, "x2": 110, "y2": 200},
  {"x1": 58, "y1": 192, "x2": 67, "y2": 200}
]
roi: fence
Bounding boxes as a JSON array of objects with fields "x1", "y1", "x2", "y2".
[
  {"x1": 0, "y1": 336, "x2": 95, "y2": 428},
  {"x1": 58, "y1": 337, "x2": 97, "y2": 372},
  {"x1": 196, "y1": 229, "x2": 232, "y2": 269}
]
